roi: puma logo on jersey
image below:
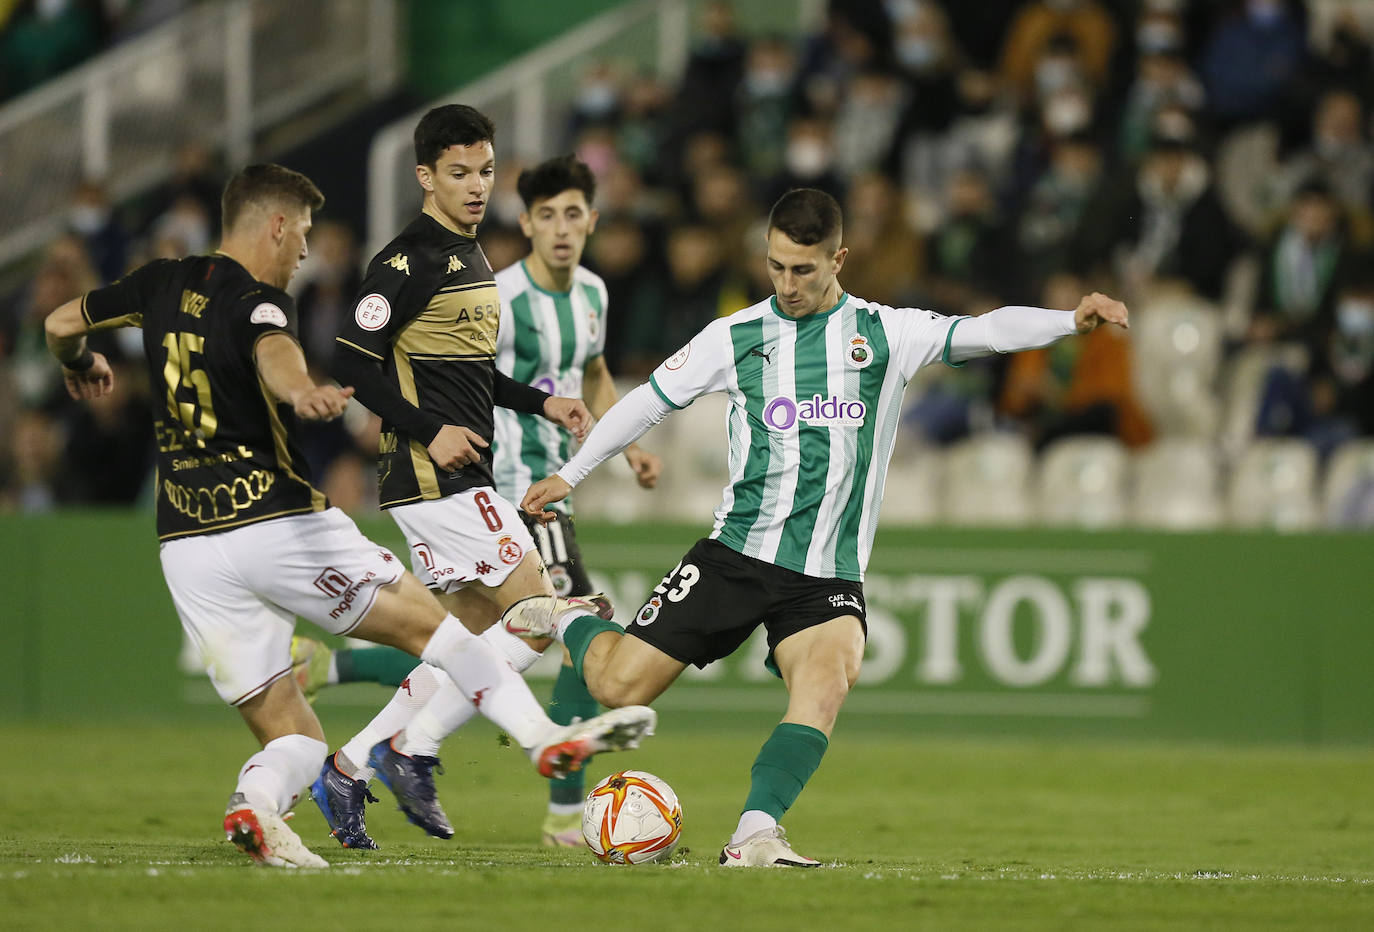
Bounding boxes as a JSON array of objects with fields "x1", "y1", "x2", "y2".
[
  {"x1": 384, "y1": 253, "x2": 410, "y2": 275},
  {"x1": 749, "y1": 346, "x2": 774, "y2": 364},
  {"x1": 447, "y1": 255, "x2": 465, "y2": 273}
]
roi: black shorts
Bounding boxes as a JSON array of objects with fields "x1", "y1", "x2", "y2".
[
  {"x1": 626, "y1": 538, "x2": 867, "y2": 674},
  {"x1": 520, "y1": 510, "x2": 593, "y2": 597}
]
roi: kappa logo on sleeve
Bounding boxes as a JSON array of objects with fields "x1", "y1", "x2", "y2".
[{"x1": 249, "y1": 302, "x2": 288, "y2": 327}]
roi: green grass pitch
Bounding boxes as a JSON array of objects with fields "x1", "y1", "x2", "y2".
[{"x1": 1, "y1": 710, "x2": 1371, "y2": 931}]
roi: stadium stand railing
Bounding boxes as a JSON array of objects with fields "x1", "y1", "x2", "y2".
[{"x1": 0, "y1": 0, "x2": 400, "y2": 272}]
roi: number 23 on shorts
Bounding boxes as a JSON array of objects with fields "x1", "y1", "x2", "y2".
[{"x1": 653, "y1": 561, "x2": 700, "y2": 603}]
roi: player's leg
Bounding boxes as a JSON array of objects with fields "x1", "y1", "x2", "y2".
[
  {"x1": 289, "y1": 636, "x2": 416, "y2": 698},
  {"x1": 721, "y1": 611, "x2": 865, "y2": 869},
  {"x1": 160, "y1": 531, "x2": 329, "y2": 868}
]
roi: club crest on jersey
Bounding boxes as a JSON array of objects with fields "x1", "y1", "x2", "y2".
[
  {"x1": 636, "y1": 596, "x2": 663, "y2": 625},
  {"x1": 549, "y1": 564, "x2": 573, "y2": 596},
  {"x1": 762, "y1": 394, "x2": 867, "y2": 430},
  {"x1": 847, "y1": 335, "x2": 872, "y2": 369},
  {"x1": 355, "y1": 293, "x2": 391, "y2": 331},
  {"x1": 587, "y1": 310, "x2": 600, "y2": 340},
  {"x1": 250, "y1": 302, "x2": 288, "y2": 327},
  {"x1": 497, "y1": 536, "x2": 523, "y2": 565}
]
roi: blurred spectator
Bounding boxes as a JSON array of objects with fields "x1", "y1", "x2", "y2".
[
  {"x1": 1, "y1": 410, "x2": 63, "y2": 512},
  {"x1": 1251, "y1": 180, "x2": 1352, "y2": 347},
  {"x1": 0, "y1": 0, "x2": 103, "y2": 99},
  {"x1": 833, "y1": 68, "x2": 906, "y2": 181},
  {"x1": 476, "y1": 227, "x2": 528, "y2": 288},
  {"x1": 1086, "y1": 129, "x2": 1240, "y2": 301},
  {"x1": 66, "y1": 179, "x2": 128, "y2": 283},
  {"x1": 672, "y1": 0, "x2": 746, "y2": 139},
  {"x1": 941, "y1": 0, "x2": 1022, "y2": 69},
  {"x1": 735, "y1": 36, "x2": 801, "y2": 181},
  {"x1": 619, "y1": 223, "x2": 731, "y2": 378},
  {"x1": 1012, "y1": 132, "x2": 1104, "y2": 295},
  {"x1": 899, "y1": 67, "x2": 1020, "y2": 231},
  {"x1": 889, "y1": 1, "x2": 960, "y2": 138},
  {"x1": 293, "y1": 220, "x2": 362, "y2": 365},
  {"x1": 55, "y1": 356, "x2": 153, "y2": 504},
  {"x1": 148, "y1": 194, "x2": 212, "y2": 259},
  {"x1": 1117, "y1": 22, "x2": 1205, "y2": 162},
  {"x1": 920, "y1": 166, "x2": 1010, "y2": 315},
  {"x1": 132, "y1": 141, "x2": 223, "y2": 237},
  {"x1": 998, "y1": 0, "x2": 1117, "y2": 107},
  {"x1": 764, "y1": 115, "x2": 846, "y2": 206},
  {"x1": 998, "y1": 271, "x2": 1154, "y2": 450},
  {"x1": 1273, "y1": 88, "x2": 1374, "y2": 240},
  {"x1": 5, "y1": 234, "x2": 100, "y2": 409},
  {"x1": 1199, "y1": 0, "x2": 1305, "y2": 126},
  {"x1": 839, "y1": 171, "x2": 923, "y2": 307},
  {"x1": 1256, "y1": 264, "x2": 1374, "y2": 455},
  {"x1": 616, "y1": 71, "x2": 672, "y2": 179},
  {"x1": 688, "y1": 165, "x2": 757, "y2": 280},
  {"x1": 585, "y1": 214, "x2": 661, "y2": 373},
  {"x1": 796, "y1": 0, "x2": 891, "y2": 118}
]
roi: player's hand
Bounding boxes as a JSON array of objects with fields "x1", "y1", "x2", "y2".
[
  {"x1": 521, "y1": 475, "x2": 572, "y2": 525},
  {"x1": 625, "y1": 445, "x2": 662, "y2": 490},
  {"x1": 428, "y1": 424, "x2": 489, "y2": 471},
  {"x1": 1074, "y1": 292, "x2": 1129, "y2": 333},
  {"x1": 544, "y1": 396, "x2": 591, "y2": 441},
  {"x1": 62, "y1": 353, "x2": 114, "y2": 401},
  {"x1": 292, "y1": 385, "x2": 355, "y2": 421}
]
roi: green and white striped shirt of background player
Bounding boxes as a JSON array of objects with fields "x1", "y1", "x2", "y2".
[
  {"x1": 491, "y1": 259, "x2": 608, "y2": 559},
  {"x1": 553, "y1": 292, "x2": 1080, "y2": 585}
]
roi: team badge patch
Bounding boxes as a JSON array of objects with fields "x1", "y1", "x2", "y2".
[
  {"x1": 355, "y1": 293, "x2": 391, "y2": 331},
  {"x1": 665, "y1": 343, "x2": 690, "y2": 371},
  {"x1": 636, "y1": 595, "x2": 663, "y2": 625},
  {"x1": 250, "y1": 302, "x2": 288, "y2": 327},
  {"x1": 497, "y1": 536, "x2": 523, "y2": 565},
  {"x1": 847, "y1": 335, "x2": 872, "y2": 369},
  {"x1": 549, "y1": 564, "x2": 573, "y2": 596},
  {"x1": 587, "y1": 310, "x2": 600, "y2": 341}
]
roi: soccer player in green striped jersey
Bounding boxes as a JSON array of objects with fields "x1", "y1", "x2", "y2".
[
  {"x1": 503, "y1": 187, "x2": 1130, "y2": 867},
  {"x1": 494, "y1": 154, "x2": 662, "y2": 844}
]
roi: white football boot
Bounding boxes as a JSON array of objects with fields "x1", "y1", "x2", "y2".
[
  {"x1": 224, "y1": 795, "x2": 329, "y2": 869},
  {"x1": 530, "y1": 705, "x2": 657, "y2": 778},
  {"x1": 718, "y1": 826, "x2": 821, "y2": 867},
  {"x1": 501, "y1": 594, "x2": 612, "y2": 640}
]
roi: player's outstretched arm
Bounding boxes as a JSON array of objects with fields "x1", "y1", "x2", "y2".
[
  {"x1": 1073, "y1": 292, "x2": 1129, "y2": 333},
  {"x1": 255, "y1": 332, "x2": 354, "y2": 421},
  {"x1": 944, "y1": 295, "x2": 1130, "y2": 365},
  {"x1": 583, "y1": 355, "x2": 661, "y2": 489},
  {"x1": 521, "y1": 475, "x2": 572, "y2": 525},
  {"x1": 45, "y1": 297, "x2": 114, "y2": 401}
]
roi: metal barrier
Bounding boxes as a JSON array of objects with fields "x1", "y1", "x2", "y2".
[{"x1": 0, "y1": 0, "x2": 399, "y2": 270}]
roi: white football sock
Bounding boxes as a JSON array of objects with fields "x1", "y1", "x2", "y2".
[
  {"x1": 481, "y1": 622, "x2": 543, "y2": 672},
  {"x1": 235, "y1": 734, "x2": 328, "y2": 815},
  {"x1": 730, "y1": 809, "x2": 778, "y2": 846},
  {"x1": 548, "y1": 801, "x2": 583, "y2": 816},
  {"x1": 326, "y1": 654, "x2": 340, "y2": 686},
  {"x1": 337, "y1": 662, "x2": 443, "y2": 780},
  {"x1": 420, "y1": 614, "x2": 556, "y2": 751},
  {"x1": 397, "y1": 676, "x2": 477, "y2": 757}
]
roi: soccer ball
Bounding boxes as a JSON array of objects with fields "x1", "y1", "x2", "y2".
[{"x1": 582, "y1": 770, "x2": 683, "y2": 864}]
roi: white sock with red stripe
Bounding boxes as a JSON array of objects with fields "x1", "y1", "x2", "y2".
[
  {"x1": 235, "y1": 734, "x2": 328, "y2": 815},
  {"x1": 419, "y1": 614, "x2": 555, "y2": 751},
  {"x1": 336, "y1": 662, "x2": 442, "y2": 780}
]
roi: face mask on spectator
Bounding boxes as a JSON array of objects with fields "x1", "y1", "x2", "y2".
[
  {"x1": 786, "y1": 140, "x2": 831, "y2": 177},
  {"x1": 69, "y1": 205, "x2": 108, "y2": 236},
  {"x1": 577, "y1": 83, "x2": 618, "y2": 118},
  {"x1": 1036, "y1": 59, "x2": 1078, "y2": 97},
  {"x1": 1246, "y1": 0, "x2": 1285, "y2": 26},
  {"x1": 1337, "y1": 299, "x2": 1374, "y2": 338},
  {"x1": 1044, "y1": 96, "x2": 1090, "y2": 135},
  {"x1": 1137, "y1": 23, "x2": 1182, "y2": 55},
  {"x1": 744, "y1": 69, "x2": 790, "y2": 98},
  {"x1": 897, "y1": 37, "x2": 939, "y2": 71}
]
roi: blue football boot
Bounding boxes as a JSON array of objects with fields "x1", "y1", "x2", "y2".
[
  {"x1": 368, "y1": 736, "x2": 454, "y2": 839},
  {"x1": 310, "y1": 752, "x2": 380, "y2": 849}
]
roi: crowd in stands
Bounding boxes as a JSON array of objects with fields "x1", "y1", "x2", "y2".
[{"x1": 3, "y1": 0, "x2": 1373, "y2": 525}]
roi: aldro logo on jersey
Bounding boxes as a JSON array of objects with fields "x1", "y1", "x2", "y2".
[{"x1": 762, "y1": 395, "x2": 867, "y2": 430}]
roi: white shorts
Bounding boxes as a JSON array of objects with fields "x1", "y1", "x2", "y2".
[
  {"x1": 159, "y1": 508, "x2": 403, "y2": 706},
  {"x1": 388, "y1": 487, "x2": 537, "y2": 593}
]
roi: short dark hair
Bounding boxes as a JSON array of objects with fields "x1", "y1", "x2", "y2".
[
  {"x1": 516, "y1": 154, "x2": 597, "y2": 209},
  {"x1": 221, "y1": 163, "x2": 324, "y2": 232},
  {"x1": 767, "y1": 188, "x2": 843, "y2": 247},
  {"x1": 414, "y1": 104, "x2": 496, "y2": 167}
]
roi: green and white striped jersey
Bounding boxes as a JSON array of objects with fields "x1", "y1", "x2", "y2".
[
  {"x1": 491, "y1": 260, "x2": 608, "y2": 514},
  {"x1": 648, "y1": 292, "x2": 962, "y2": 582}
]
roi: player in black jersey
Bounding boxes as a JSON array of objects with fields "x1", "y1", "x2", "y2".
[
  {"x1": 318, "y1": 105, "x2": 605, "y2": 848},
  {"x1": 44, "y1": 163, "x2": 655, "y2": 867}
]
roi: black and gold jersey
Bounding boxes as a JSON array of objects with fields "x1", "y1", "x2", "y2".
[
  {"x1": 82, "y1": 254, "x2": 326, "y2": 540},
  {"x1": 335, "y1": 213, "x2": 503, "y2": 508}
]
